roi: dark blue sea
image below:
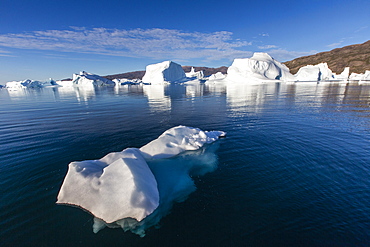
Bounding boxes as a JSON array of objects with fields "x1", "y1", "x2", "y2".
[{"x1": 1, "y1": 82, "x2": 370, "y2": 246}]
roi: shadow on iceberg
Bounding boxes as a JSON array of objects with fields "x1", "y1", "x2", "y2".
[{"x1": 56, "y1": 126, "x2": 225, "y2": 236}]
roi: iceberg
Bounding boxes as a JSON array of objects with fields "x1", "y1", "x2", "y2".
[
  {"x1": 294, "y1": 63, "x2": 334, "y2": 81},
  {"x1": 113, "y1": 78, "x2": 142, "y2": 85},
  {"x1": 142, "y1": 61, "x2": 186, "y2": 84},
  {"x1": 333, "y1": 67, "x2": 350, "y2": 80},
  {"x1": 57, "y1": 126, "x2": 225, "y2": 235},
  {"x1": 5, "y1": 79, "x2": 60, "y2": 89},
  {"x1": 349, "y1": 70, "x2": 370, "y2": 81},
  {"x1": 72, "y1": 71, "x2": 115, "y2": 86},
  {"x1": 185, "y1": 67, "x2": 204, "y2": 79},
  {"x1": 226, "y1": 53, "x2": 295, "y2": 82},
  {"x1": 208, "y1": 72, "x2": 226, "y2": 81}
]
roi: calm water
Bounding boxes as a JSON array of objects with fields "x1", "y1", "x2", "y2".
[{"x1": 1, "y1": 82, "x2": 370, "y2": 246}]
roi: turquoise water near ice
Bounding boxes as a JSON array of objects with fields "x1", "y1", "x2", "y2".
[{"x1": 1, "y1": 82, "x2": 370, "y2": 246}]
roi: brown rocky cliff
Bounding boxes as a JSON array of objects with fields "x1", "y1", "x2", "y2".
[{"x1": 284, "y1": 40, "x2": 370, "y2": 74}]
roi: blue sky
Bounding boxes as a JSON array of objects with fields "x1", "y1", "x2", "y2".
[{"x1": 0, "y1": 0, "x2": 369, "y2": 83}]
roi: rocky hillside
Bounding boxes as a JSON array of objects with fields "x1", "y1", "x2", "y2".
[
  {"x1": 104, "y1": 66, "x2": 228, "y2": 80},
  {"x1": 284, "y1": 40, "x2": 370, "y2": 74}
]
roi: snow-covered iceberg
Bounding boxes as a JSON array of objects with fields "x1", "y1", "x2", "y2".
[
  {"x1": 57, "y1": 126, "x2": 225, "y2": 235},
  {"x1": 72, "y1": 71, "x2": 115, "y2": 86},
  {"x1": 142, "y1": 61, "x2": 186, "y2": 84},
  {"x1": 226, "y1": 53, "x2": 294, "y2": 82}
]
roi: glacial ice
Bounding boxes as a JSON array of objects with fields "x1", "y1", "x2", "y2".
[
  {"x1": 72, "y1": 71, "x2": 115, "y2": 86},
  {"x1": 142, "y1": 61, "x2": 186, "y2": 84},
  {"x1": 57, "y1": 126, "x2": 225, "y2": 235},
  {"x1": 208, "y1": 72, "x2": 226, "y2": 81},
  {"x1": 226, "y1": 53, "x2": 295, "y2": 82},
  {"x1": 5, "y1": 79, "x2": 59, "y2": 89},
  {"x1": 294, "y1": 63, "x2": 334, "y2": 81},
  {"x1": 140, "y1": 125, "x2": 225, "y2": 159},
  {"x1": 185, "y1": 67, "x2": 204, "y2": 79}
]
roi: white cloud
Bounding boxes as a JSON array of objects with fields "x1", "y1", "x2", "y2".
[
  {"x1": 258, "y1": 45, "x2": 277, "y2": 49},
  {"x1": 327, "y1": 42, "x2": 343, "y2": 48},
  {"x1": 266, "y1": 49, "x2": 315, "y2": 62},
  {"x1": 0, "y1": 28, "x2": 252, "y2": 61}
]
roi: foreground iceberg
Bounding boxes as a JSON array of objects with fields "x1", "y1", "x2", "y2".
[
  {"x1": 72, "y1": 71, "x2": 115, "y2": 86},
  {"x1": 142, "y1": 61, "x2": 186, "y2": 84},
  {"x1": 57, "y1": 126, "x2": 225, "y2": 235},
  {"x1": 226, "y1": 53, "x2": 295, "y2": 82}
]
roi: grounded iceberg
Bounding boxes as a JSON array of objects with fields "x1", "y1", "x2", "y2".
[
  {"x1": 57, "y1": 126, "x2": 225, "y2": 235},
  {"x1": 142, "y1": 61, "x2": 186, "y2": 84}
]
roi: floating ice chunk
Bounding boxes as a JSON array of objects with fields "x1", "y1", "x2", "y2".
[
  {"x1": 227, "y1": 53, "x2": 294, "y2": 82},
  {"x1": 72, "y1": 71, "x2": 115, "y2": 86},
  {"x1": 142, "y1": 61, "x2": 186, "y2": 84},
  {"x1": 57, "y1": 148, "x2": 159, "y2": 223},
  {"x1": 140, "y1": 125, "x2": 226, "y2": 159},
  {"x1": 57, "y1": 126, "x2": 225, "y2": 235}
]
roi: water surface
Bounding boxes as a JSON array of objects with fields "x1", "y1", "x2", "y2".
[{"x1": 1, "y1": 82, "x2": 370, "y2": 246}]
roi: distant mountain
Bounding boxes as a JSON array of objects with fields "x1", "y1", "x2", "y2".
[
  {"x1": 284, "y1": 40, "x2": 370, "y2": 74},
  {"x1": 103, "y1": 66, "x2": 228, "y2": 80}
]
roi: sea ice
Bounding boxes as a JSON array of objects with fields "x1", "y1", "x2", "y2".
[
  {"x1": 226, "y1": 53, "x2": 295, "y2": 82},
  {"x1": 57, "y1": 126, "x2": 225, "y2": 235},
  {"x1": 142, "y1": 61, "x2": 186, "y2": 84}
]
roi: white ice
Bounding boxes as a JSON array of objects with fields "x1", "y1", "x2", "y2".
[
  {"x1": 5, "y1": 79, "x2": 59, "y2": 89},
  {"x1": 294, "y1": 63, "x2": 334, "y2": 82},
  {"x1": 142, "y1": 61, "x2": 186, "y2": 84},
  {"x1": 57, "y1": 148, "x2": 159, "y2": 223},
  {"x1": 57, "y1": 126, "x2": 225, "y2": 235},
  {"x1": 185, "y1": 67, "x2": 204, "y2": 79},
  {"x1": 226, "y1": 53, "x2": 295, "y2": 82},
  {"x1": 72, "y1": 71, "x2": 115, "y2": 86},
  {"x1": 140, "y1": 125, "x2": 226, "y2": 159}
]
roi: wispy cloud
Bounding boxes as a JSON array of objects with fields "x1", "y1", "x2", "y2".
[
  {"x1": 327, "y1": 42, "x2": 343, "y2": 48},
  {"x1": 354, "y1": 26, "x2": 368, "y2": 33},
  {"x1": 267, "y1": 49, "x2": 315, "y2": 62},
  {"x1": 258, "y1": 45, "x2": 277, "y2": 49},
  {"x1": 0, "y1": 27, "x2": 252, "y2": 61}
]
